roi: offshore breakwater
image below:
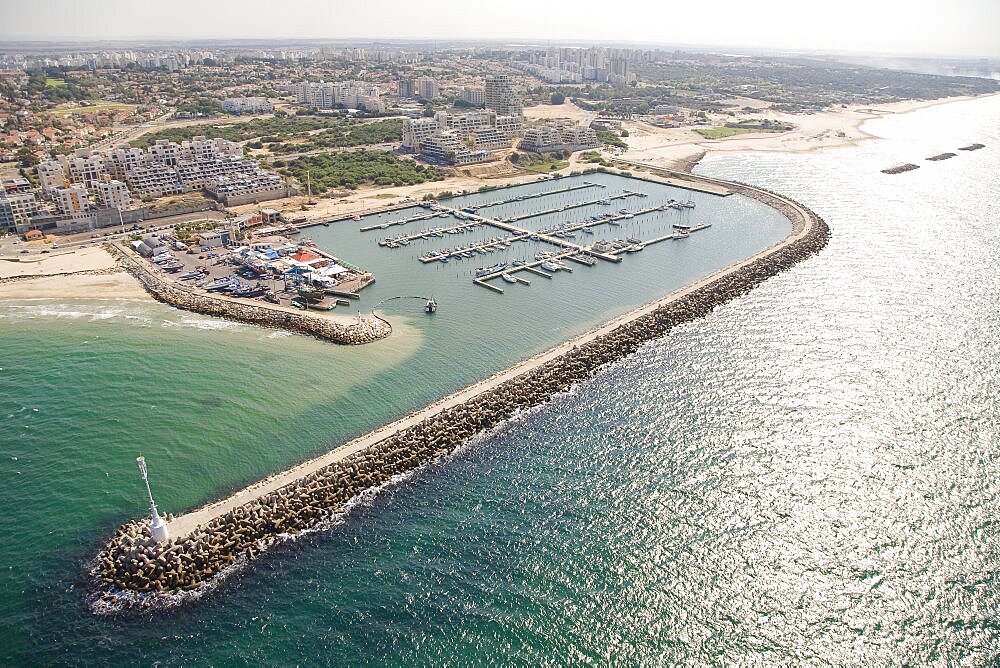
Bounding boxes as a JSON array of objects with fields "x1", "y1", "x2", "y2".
[
  {"x1": 107, "y1": 243, "x2": 390, "y2": 345},
  {"x1": 90, "y1": 175, "x2": 829, "y2": 612}
]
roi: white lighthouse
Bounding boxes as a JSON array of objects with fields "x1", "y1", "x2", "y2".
[{"x1": 136, "y1": 455, "x2": 170, "y2": 544}]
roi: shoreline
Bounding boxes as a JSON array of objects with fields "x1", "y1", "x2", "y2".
[
  {"x1": 91, "y1": 168, "x2": 830, "y2": 611},
  {"x1": 616, "y1": 94, "x2": 988, "y2": 172}
]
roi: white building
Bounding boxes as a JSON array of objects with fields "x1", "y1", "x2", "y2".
[
  {"x1": 485, "y1": 74, "x2": 522, "y2": 117},
  {"x1": 416, "y1": 76, "x2": 440, "y2": 100},
  {"x1": 51, "y1": 184, "x2": 89, "y2": 214},
  {"x1": 520, "y1": 123, "x2": 600, "y2": 154},
  {"x1": 461, "y1": 87, "x2": 485, "y2": 106},
  {"x1": 94, "y1": 178, "x2": 133, "y2": 211},
  {"x1": 0, "y1": 192, "x2": 39, "y2": 234},
  {"x1": 64, "y1": 153, "x2": 110, "y2": 188},
  {"x1": 292, "y1": 80, "x2": 383, "y2": 112},
  {"x1": 222, "y1": 97, "x2": 274, "y2": 114},
  {"x1": 401, "y1": 117, "x2": 440, "y2": 152},
  {"x1": 36, "y1": 161, "x2": 67, "y2": 198}
]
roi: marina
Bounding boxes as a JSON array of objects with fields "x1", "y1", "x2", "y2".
[{"x1": 355, "y1": 175, "x2": 715, "y2": 294}]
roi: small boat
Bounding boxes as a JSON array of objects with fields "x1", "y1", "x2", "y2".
[
  {"x1": 582, "y1": 228, "x2": 595, "y2": 235},
  {"x1": 675, "y1": 229, "x2": 690, "y2": 238},
  {"x1": 353, "y1": 214, "x2": 362, "y2": 221},
  {"x1": 625, "y1": 244, "x2": 644, "y2": 253},
  {"x1": 178, "y1": 270, "x2": 202, "y2": 280},
  {"x1": 600, "y1": 199, "x2": 611, "y2": 205},
  {"x1": 501, "y1": 273, "x2": 517, "y2": 284},
  {"x1": 627, "y1": 237, "x2": 642, "y2": 244},
  {"x1": 540, "y1": 261, "x2": 560, "y2": 272},
  {"x1": 425, "y1": 297, "x2": 438, "y2": 314},
  {"x1": 161, "y1": 262, "x2": 184, "y2": 272},
  {"x1": 397, "y1": 238, "x2": 410, "y2": 246},
  {"x1": 260, "y1": 292, "x2": 280, "y2": 304}
]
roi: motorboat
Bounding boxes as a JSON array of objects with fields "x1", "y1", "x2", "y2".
[
  {"x1": 540, "y1": 261, "x2": 560, "y2": 272},
  {"x1": 501, "y1": 273, "x2": 517, "y2": 284},
  {"x1": 425, "y1": 297, "x2": 438, "y2": 313}
]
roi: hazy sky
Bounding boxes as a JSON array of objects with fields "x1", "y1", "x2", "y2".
[{"x1": 2, "y1": 0, "x2": 998, "y2": 58}]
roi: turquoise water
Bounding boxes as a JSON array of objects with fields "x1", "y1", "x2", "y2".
[{"x1": 1, "y1": 95, "x2": 998, "y2": 663}]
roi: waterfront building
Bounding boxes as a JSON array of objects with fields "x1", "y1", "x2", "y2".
[
  {"x1": 51, "y1": 183, "x2": 90, "y2": 214},
  {"x1": 222, "y1": 97, "x2": 274, "y2": 114},
  {"x1": 65, "y1": 152, "x2": 111, "y2": 189},
  {"x1": 205, "y1": 170, "x2": 290, "y2": 206},
  {"x1": 520, "y1": 123, "x2": 600, "y2": 154},
  {"x1": 93, "y1": 178, "x2": 133, "y2": 211},
  {"x1": 485, "y1": 74, "x2": 522, "y2": 117},
  {"x1": 36, "y1": 161, "x2": 67, "y2": 197},
  {"x1": 420, "y1": 131, "x2": 491, "y2": 166},
  {"x1": 0, "y1": 191, "x2": 38, "y2": 234},
  {"x1": 401, "y1": 117, "x2": 440, "y2": 152},
  {"x1": 123, "y1": 162, "x2": 186, "y2": 198}
]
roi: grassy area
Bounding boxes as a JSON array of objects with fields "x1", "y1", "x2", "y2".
[
  {"x1": 45, "y1": 78, "x2": 68, "y2": 88},
  {"x1": 267, "y1": 119, "x2": 403, "y2": 154},
  {"x1": 520, "y1": 156, "x2": 569, "y2": 173},
  {"x1": 277, "y1": 150, "x2": 445, "y2": 193},
  {"x1": 596, "y1": 129, "x2": 628, "y2": 149},
  {"x1": 53, "y1": 101, "x2": 137, "y2": 116},
  {"x1": 579, "y1": 150, "x2": 613, "y2": 167},
  {"x1": 694, "y1": 127, "x2": 755, "y2": 140},
  {"x1": 130, "y1": 116, "x2": 400, "y2": 150}
]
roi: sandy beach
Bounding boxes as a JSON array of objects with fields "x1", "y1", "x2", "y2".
[
  {"x1": 0, "y1": 272, "x2": 150, "y2": 301},
  {"x1": 0, "y1": 245, "x2": 120, "y2": 279},
  {"x1": 0, "y1": 245, "x2": 152, "y2": 301},
  {"x1": 618, "y1": 96, "x2": 977, "y2": 170}
]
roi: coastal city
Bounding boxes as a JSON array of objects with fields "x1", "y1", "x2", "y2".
[
  {"x1": 2, "y1": 41, "x2": 994, "y2": 332},
  {"x1": 2, "y1": 2, "x2": 999, "y2": 664}
]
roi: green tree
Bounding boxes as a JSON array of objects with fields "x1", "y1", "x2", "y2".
[{"x1": 550, "y1": 92, "x2": 566, "y2": 105}]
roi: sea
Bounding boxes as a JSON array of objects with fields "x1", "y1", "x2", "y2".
[{"x1": 0, "y1": 94, "x2": 997, "y2": 664}]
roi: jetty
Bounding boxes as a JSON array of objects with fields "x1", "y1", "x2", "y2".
[{"x1": 91, "y1": 169, "x2": 831, "y2": 611}]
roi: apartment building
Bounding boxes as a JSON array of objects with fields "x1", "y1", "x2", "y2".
[
  {"x1": 65, "y1": 153, "x2": 111, "y2": 188},
  {"x1": 36, "y1": 161, "x2": 67, "y2": 197},
  {"x1": 494, "y1": 115, "x2": 524, "y2": 139},
  {"x1": 519, "y1": 123, "x2": 601, "y2": 154},
  {"x1": 205, "y1": 170, "x2": 289, "y2": 206},
  {"x1": 94, "y1": 178, "x2": 133, "y2": 211},
  {"x1": 222, "y1": 97, "x2": 274, "y2": 114},
  {"x1": 401, "y1": 117, "x2": 440, "y2": 152},
  {"x1": 420, "y1": 131, "x2": 490, "y2": 166},
  {"x1": 51, "y1": 183, "x2": 89, "y2": 214},
  {"x1": 124, "y1": 163, "x2": 186, "y2": 198},
  {"x1": 470, "y1": 128, "x2": 510, "y2": 152},
  {"x1": 292, "y1": 80, "x2": 383, "y2": 112},
  {"x1": 397, "y1": 78, "x2": 415, "y2": 98},
  {"x1": 461, "y1": 87, "x2": 485, "y2": 107},
  {"x1": 0, "y1": 192, "x2": 38, "y2": 233},
  {"x1": 416, "y1": 76, "x2": 440, "y2": 100},
  {"x1": 485, "y1": 74, "x2": 523, "y2": 117}
]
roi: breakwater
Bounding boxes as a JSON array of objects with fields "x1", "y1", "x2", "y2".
[
  {"x1": 90, "y1": 175, "x2": 830, "y2": 612},
  {"x1": 107, "y1": 244, "x2": 390, "y2": 345}
]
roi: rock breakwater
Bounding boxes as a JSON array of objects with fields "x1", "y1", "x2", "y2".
[
  {"x1": 91, "y1": 178, "x2": 830, "y2": 612},
  {"x1": 107, "y1": 244, "x2": 390, "y2": 345}
]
